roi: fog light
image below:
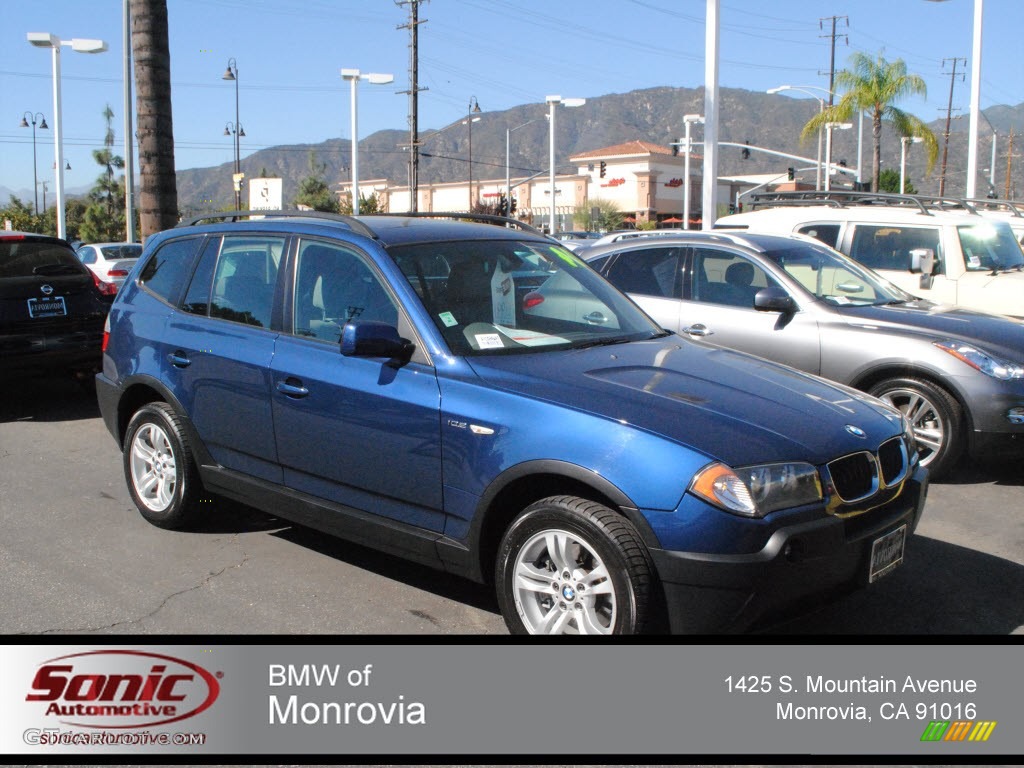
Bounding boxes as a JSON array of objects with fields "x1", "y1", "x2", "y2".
[{"x1": 1008, "y1": 407, "x2": 1024, "y2": 425}]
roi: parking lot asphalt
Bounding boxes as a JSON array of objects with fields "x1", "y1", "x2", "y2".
[{"x1": 1, "y1": 377, "x2": 1021, "y2": 635}]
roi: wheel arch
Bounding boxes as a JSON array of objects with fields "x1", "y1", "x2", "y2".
[
  {"x1": 114, "y1": 375, "x2": 215, "y2": 467},
  {"x1": 849, "y1": 364, "x2": 975, "y2": 433},
  {"x1": 452, "y1": 460, "x2": 660, "y2": 585}
]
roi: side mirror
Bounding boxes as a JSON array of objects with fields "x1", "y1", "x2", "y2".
[
  {"x1": 909, "y1": 247, "x2": 936, "y2": 275},
  {"x1": 341, "y1": 321, "x2": 414, "y2": 365},
  {"x1": 754, "y1": 285, "x2": 796, "y2": 314}
]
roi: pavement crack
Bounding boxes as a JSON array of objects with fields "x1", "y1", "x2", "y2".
[{"x1": 23, "y1": 540, "x2": 251, "y2": 635}]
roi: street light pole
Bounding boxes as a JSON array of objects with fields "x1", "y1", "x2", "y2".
[
  {"x1": 342, "y1": 69, "x2": 394, "y2": 215},
  {"x1": 767, "y1": 85, "x2": 833, "y2": 190},
  {"x1": 27, "y1": 33, "x2": 108, "y2": 241},
  {"x1": 20, "y1": 111, "x2": 48, "y2": 215},
  {"x1": 682, "y1": 114, "x2": 704, "y2": 230},
  {"x1": 466, "y1": 96, "x2": 481, "y2": 211},
  {"x1": 545, "y1": 95, "x2": 585, "y2": 234},
  {"x1": 222, "y1": 58, "x2": 242, "y2": 210}
]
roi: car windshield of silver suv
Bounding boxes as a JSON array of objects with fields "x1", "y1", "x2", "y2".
[{"x1": 957, "y1": 223, "x2": 1024, "y2": 272}]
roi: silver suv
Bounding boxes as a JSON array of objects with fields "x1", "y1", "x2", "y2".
[
  {"x1": 716, "y1": 191, "x2": 1024, "y2": 318},
  {"x1": 584, "y1": 229, "x2": 1024, "y2": 478}
]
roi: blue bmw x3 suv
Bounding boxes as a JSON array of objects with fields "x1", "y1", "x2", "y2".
[{"x1": 97, "y1": 212, "x2": 928, "y2": 634}]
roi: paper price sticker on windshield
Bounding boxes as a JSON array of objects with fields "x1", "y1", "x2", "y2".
[{"x1": 475, "y1": 333, "x2": 504, "y2": 349}]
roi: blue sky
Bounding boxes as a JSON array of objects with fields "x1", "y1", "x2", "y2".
[{"x1": 2, "y1": 0, "x2": 1022, "y2": 196}]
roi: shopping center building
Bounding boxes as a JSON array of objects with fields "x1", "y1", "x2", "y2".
[{"x1": 337, "y1": 139, "x2": 781, "y2": 231}]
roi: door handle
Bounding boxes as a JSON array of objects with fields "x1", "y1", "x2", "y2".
[
  {"x1": 167, "y1": 351, "x2": 191, "y2": 368},
  {"x1": 276, "y1": 378, "x2": 310, "y2": 398},
  {"x1": 583, "y1": 311, "x2": 608, "y2": 325},
  {"x1": 682, "y1": 323, "x2": 713, "y2": 337}
]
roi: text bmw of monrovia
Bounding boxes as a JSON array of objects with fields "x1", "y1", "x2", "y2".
[{"x1": 25, "y1": 650, "x2": 220, "y2": 728}]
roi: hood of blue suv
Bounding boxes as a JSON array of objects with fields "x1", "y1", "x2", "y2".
[{"x1": 466, "y1": 336, "x2": 901, "y2": 467}]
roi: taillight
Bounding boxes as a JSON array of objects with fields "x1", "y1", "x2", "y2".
[
  {"x1": 107, "y1": 268, "x2": 129, "y2": 278},
  {"x1": 523, "y1": 291, "x2": 545, "y2": 310},
  {"x1": 101, "y1": 315, "x2": 110, "y2": 352},
  {"x1": 91, "y1": 271, "x2": 118, "y2": 296}
]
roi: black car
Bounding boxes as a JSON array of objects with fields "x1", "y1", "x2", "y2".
[{"x1": 1, "y1": 232, "x2": 114, "y2": 381}]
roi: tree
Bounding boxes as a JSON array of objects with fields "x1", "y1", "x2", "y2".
[
  {"x1": 573, "y1": 198, "x2": 623, "y2": 232},
  {"x1": 0, "y1": 196, "x2": 43, "y2": 233},
  {"x1": 801, "y1": 52, "x2": 938, "y2": 192},
  {"x1": 294, "y1": 151, "x2": 340, "y2": 212},
  {"x1": 80, "y1": 105, "x2": 127, "y2": 243},
  {"x1": 131, "y1": 0, "x2": 178, "y2": 237},
  {"x1": 877, "y1": 168, "x2": 917, "y2": 194},
  {"x1": 339, "y1": 192, "x2": 385, "y2": 215}
]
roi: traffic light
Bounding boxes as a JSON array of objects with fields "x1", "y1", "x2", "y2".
[
  {"x1": 599, "y1": 161, "x2": 607, "y2": 178},
  {"x1": 787, "y1": 167, "x2": 795, "y2": 181},
  {"x1": 498, "y1": 194, "x2": 508, "y2": 216},
  {"x1": 509, "y1": 197, "x2": 517, "y2": 214}
]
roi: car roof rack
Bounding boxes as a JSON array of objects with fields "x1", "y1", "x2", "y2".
[
  {"x1": 749, "y1": 190, "x2": 939, "y2": 215},
  {"x1": 178, "y1": 209, "x2": 380, "y2": 239},
  {"x1": 961, "y1": 197, "x2": 1024, "y2": 217},
  {"x1": 373, "y1": 211, "x2": 549, "y2": 237}
]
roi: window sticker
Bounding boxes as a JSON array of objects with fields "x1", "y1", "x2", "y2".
[
  {"x1": 439, "y1": 311, "x2": 458, "y2": 327},
  {"x1": 551, "y1": 247, "x2": 582, "y2": 268},
  {"x1": 967, "y1": 254, "x2": 981, "y2": 269},
  {"x1": 475, "y1": 333, "x2": 504, "y2": 349},
  {"x1": 491, "y1": 265, "x2": 517, "y2": 326},
  {"x1": 493, "y1": 325, "x2": 568, "y2": 347}
]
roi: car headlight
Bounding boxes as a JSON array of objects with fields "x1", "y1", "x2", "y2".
[
  {"x1": 935, "y1": 340, "x2": 1024, "y2": 380},
  {"x1": 689, "y1": 461, "x2": 823, "y2": 518}
]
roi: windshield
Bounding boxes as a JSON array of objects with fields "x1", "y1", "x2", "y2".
[
  {"x1": 390, "y1": 239, "x2": 664, "y2": 355},
  {"x1": 957, "y1": 222, "x2": 1024, "y2": 271},
  {"x1": 762, "y1": 240, "x2": 913, "y2": 307}
]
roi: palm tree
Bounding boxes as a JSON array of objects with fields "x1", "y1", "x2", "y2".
[
  {"x1": 130, "y1": 0, "x2": 178, "y2": 237},
  {"x1": 801, "y1": 52, "x2": 938, "y2": 192}
]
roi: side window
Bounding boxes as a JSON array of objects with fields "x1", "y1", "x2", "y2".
[
  {"x1": 208, "y1": 236, "x2": 284, "y2": 329},
  {"x1": 79, "y1": 246, "x2": 97, "y2": 264},
  {"x1": 181, "y1": 237, "x2": 220, "y2": 316},
  {"x1": 848, "y1": 225, "x2": 941, "y2": 271},
  {"x1": 603, "y1": 247, "x2": 681, "y2": 298},
  {"x1": 796, "y1": 223, "x2": 840, "y2": 249},
  {"x1": 293, "y1": 240, "x2": 398, "y2": 343},
  {"x1": 689, "y1": 248, "x2": 775, "y2": 308},
  {"x1": 139, "y1": 237, "x2": 203, "y2": 304}
]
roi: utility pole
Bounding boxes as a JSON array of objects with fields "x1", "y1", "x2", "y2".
[
  {"x1": 396, "y1": 0, "x2": 427, "y2": 212},
  {"x1": 1005, "y1": 128, "x2": 1014, "y2": 199},
  {"x1": 938, "y1": 57, "x2": 965, "y2": 197},
  {"x1": 819, "y1": 15, "x2": 848, "y2": 109}
]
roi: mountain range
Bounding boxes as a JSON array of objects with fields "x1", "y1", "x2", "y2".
[{"x1": 6, "y1": 86, "x2": 1023, "y2": 212}]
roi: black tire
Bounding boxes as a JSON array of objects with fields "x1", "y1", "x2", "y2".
[
  {"x1": 495, "y1": 495, "x2": 655, "y2": 635},
  {"x1": 123, "y1": 402, "x2": 204, "y2": 529},
  {"x1": 868, "y1": 376, "x2": 963, "y2": 479}
]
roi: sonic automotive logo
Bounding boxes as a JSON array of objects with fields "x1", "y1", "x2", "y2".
[{"x1": 25, "y1": 650, "x2": 220, "y2": 729}]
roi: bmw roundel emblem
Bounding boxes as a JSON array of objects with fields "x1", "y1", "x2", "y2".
[
  {"x1": 562, "y1": 585, "x2": 576, "y2": 600},
  {"x1": 845, "y1": 424, "x2": 867, "y2": 438}
]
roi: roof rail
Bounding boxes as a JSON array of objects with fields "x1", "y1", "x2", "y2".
[
  {"x1": 961, "y1": 197, "x2": 1024, "y2": 217},
  {"x1": 374, "y1": 211, "x2": 549, "y2": 237},
  {"x1": 749, "y1": 190, "x2": 934, "y2": 215},
  {"x1": 178, "y1": 209, "x2": 379, "y2": 238}
]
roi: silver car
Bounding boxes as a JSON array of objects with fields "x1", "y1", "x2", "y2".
[
  {"x1": 582, "y1": 230, "x2": 1024, "y2": 478},
  {"x1": 77, "y1": 242, "x2": 142, "y2": 288}
]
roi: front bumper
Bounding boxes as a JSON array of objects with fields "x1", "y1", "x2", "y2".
[{"x1": 649, "y1": 464, "x2": 928, "y2": 634}]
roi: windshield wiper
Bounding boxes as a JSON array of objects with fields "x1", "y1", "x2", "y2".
[
  {"x1": 32, "y1": 263, "x2": 83, "y2": 276},
  {"x1": 571, "y1": 336, "x2": 634, "y2": 350}
]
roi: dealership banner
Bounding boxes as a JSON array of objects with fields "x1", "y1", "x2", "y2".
[{"x1": 0, "y1": 643, "x2": 1019, "y2": 755}]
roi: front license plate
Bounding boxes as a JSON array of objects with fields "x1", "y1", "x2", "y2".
[
  {"x1": 869, "y1": 524, "x2": 906, "y2": 583},
  {"x1": 27, "y1": 296, "x2": 67, "y2": 318}
]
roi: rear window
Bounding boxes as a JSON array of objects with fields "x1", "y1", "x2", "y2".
[
  {"x1": 0, "y1": 237, "x2": 84, "y2": 278},
  {"x1": 99, "y1": 244, "x2": 142, "y2": 260}
]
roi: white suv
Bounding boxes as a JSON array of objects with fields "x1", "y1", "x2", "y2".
[{"x1": 716, "y1": 192, "x2": 1024, "y2": 317}]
